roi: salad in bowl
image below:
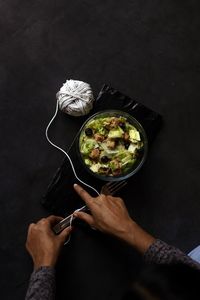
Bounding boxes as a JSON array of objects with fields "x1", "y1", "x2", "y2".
[{"x1": 78, "y1": 110, "x2": 148, "y2": 181}]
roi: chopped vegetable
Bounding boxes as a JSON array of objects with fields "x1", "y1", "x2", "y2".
[
  {"x1": 129, "y1": 129, "x2": 141, "y2": 141},
  {"x1": 108, "y1": 126, "x2": 124, "y2": 138},
  {"x1": 90, "y1": 163, "x2": 101, "y2": 173}
]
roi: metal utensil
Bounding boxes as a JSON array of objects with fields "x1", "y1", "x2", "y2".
[
  {"x1": 100, "y1": 180, "x2": 127, "y2": 195},
  {"x1": 53, "y1": 180, "x2": 127, "y2": 234}
]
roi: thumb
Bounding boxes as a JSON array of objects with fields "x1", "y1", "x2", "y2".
[
  {"x1": 74, "y1": 211, "x2": 94, "y2": 227},
  {"x1": 58, "y1": 226, "x2": 72, "y2": 243}
]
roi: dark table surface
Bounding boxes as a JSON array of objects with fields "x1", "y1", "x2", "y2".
[{"x1": 1, "y1": 1, "x2": 200, "y2": 299}]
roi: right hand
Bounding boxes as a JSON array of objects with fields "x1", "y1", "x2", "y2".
[
  {"x1": 73, "y1": 184, "x2": 134, "y2": 240},
  {"x1": 73, "y1": 184, "x2": 155, "y2": 253}
]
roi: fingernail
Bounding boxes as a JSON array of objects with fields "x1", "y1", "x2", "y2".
[
  {"x1": 74, "y1": 184, "x2": 78, "y2": 187},
  {"x1": 73, "y1": 212, "x2": 78, "y2": 217}
]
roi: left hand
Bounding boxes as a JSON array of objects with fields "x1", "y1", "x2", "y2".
[{"x1": 26, "y1": 215, "x2": 72, "y2": 270}]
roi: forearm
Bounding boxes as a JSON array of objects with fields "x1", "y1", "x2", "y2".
[
  {"x1": 118, "y1": 220, "x2": 156, "y2": 254},
  {"x1": 25, "y1": 267, "x2": 56, "y2": 300},
  {"x1": 118, "y1": 220, "x2": 200, "y2": 269}
]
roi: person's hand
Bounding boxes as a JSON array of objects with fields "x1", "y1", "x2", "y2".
[
  {"x1": 73, "y1": 184, "x2": 134, "y2": 240},
  {"x1": 73, "y1": 184, "x2": 155, "y2": 254},
  {"x1": 26, "y1": 215, "x2": 72, "y2": 270}
]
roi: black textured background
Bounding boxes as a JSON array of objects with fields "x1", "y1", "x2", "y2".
[{"x1": 0, "y1": 1, "x2": 200, "y2": 299}]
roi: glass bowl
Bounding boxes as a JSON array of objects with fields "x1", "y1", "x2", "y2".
[{"x1": 77, "y1": 110, "x2": 148, "y2": 181}]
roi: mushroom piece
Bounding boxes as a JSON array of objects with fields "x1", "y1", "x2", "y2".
[
  {"x1": 123, "y1": 132, "x2": 129, "y2": 141},
  {"x1": 106, "y1": 139, "x2": 116, "y2": 149},
  {"x1": 94, "y1": 133, "x2": 104, "y2": 142},
  {"x1": 89, "y1": 148, "x2": 100, "y2": 160}
]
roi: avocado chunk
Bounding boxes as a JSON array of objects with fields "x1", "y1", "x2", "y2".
[
  {"x1": 108, "y1": 126, "x2": 124, "y2": 138},
  {"x1": 129, "y1": 129, "x2": 141, "y2": 142}
]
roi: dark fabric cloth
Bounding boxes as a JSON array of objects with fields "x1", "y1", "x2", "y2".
[{"x1": 25, "y1": 240, "x2": 200, "y2": 300}]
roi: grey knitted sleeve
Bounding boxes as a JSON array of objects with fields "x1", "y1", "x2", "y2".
[
  {"x1": 144, "y1": 239, "x2": 200, "y2": 269},
  {"x1": 25, "y1": 266, "x2": 55, "y2": 300}
]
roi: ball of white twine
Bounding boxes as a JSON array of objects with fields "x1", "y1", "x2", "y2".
[{"x1": 56, "y1": 79, "x2": 94, "y2": 116}]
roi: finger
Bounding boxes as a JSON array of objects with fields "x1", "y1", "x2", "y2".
[
  {"x1": 73, "y1": 211, "x2": 94, "y2": 227},
  {"x1": 73, "y1": 184, "x2": 94, "y2": 207},
  {"x1": 28, "y1": 223, "x2": 35, "y2": 231},
  {"x1": 26, "y1": 223, "x2": 35, "y2": 238},
  {"x1": 46, "y1": 215, "x2": 63, "y2": 225},
  {"x1": 58, "y1": 226, "x2": 73, "y2": 243}
]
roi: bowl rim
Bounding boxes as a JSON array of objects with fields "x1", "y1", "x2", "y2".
[{"x1": 76, "y1": 109, "x2": 148, "y2": 181}]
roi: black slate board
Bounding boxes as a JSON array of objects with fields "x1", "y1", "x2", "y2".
[{"x1": 41, "y1": 84, "x2": 162, "y2": 216}]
